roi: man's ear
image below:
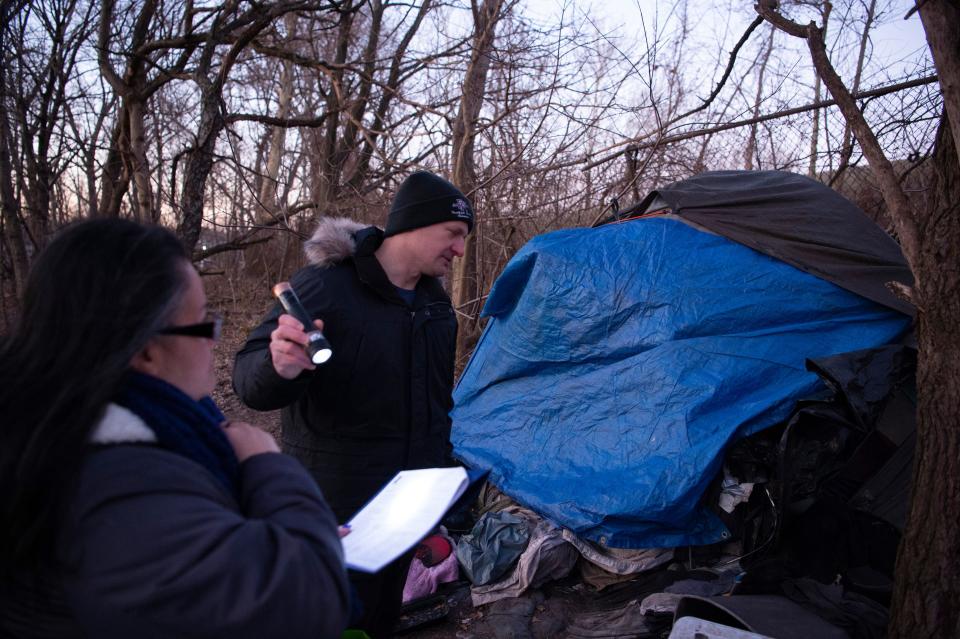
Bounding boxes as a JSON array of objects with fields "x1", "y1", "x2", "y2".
[{"x1": 129, "y1": 339, "x2": 161, "y2": 376}]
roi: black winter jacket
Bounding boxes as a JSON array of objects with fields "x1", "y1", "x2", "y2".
[{"x1": 232, "y1": 220, "x2": 458, "y2": 521}]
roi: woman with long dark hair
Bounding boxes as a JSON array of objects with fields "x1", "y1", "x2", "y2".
[{"x1": 0, "y1": 218, "x2": 349, "y2": 638}]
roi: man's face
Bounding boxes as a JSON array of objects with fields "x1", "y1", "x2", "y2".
[{"x1": 409, "y1": 220, "x2": 469, "y2": 277}]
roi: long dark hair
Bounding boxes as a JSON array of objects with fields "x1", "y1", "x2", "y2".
[{"x1": 0, "y1": 218, "x2": 189, "y2": 573}]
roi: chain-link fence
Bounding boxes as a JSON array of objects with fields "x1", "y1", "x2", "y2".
[{"x1": 607, "y1": 71, "x2": 943, "y2": 233}]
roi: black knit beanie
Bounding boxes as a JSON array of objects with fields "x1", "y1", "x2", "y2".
[{"x1": 383, "y1": 171, "x2": 474, "y2": 237}]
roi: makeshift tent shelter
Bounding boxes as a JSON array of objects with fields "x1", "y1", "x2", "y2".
[{"x1": 451, "y1": 170, "x2": 914, "y2": 550}]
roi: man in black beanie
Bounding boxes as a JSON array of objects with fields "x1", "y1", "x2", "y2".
[
  {"x1": 233, "y1": 170, "x2": 473, "y2": 637},
  {"x1": 384, "y1": 170, "x2": 474, "y2": 238}
]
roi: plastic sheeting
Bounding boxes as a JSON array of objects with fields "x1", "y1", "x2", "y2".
[
  {"x1": 451, "y1": 218, "x2": 911, "y2": 549},
  {"x1": 625, "y1": 170, "x2": 915, "y2": 316}
]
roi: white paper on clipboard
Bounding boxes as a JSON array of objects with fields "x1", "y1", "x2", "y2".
[{"x1": 341, "y1": 466, "x2": 469, "y2": 573}]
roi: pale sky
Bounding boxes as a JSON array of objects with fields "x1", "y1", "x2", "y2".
[{"x1": 524, "y1": 0, "x2": 932, "y2": 83}]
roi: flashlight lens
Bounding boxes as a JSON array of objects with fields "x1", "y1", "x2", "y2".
[{"x1": 312, "y1": 348, "x2": 333, "y2": 365}]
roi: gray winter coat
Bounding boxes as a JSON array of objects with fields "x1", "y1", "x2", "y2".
[{"x1": 33, "y1": 404, "x2": 350, "y2": 638}]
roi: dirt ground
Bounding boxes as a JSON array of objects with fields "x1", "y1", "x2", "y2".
[
  {"x1": 395, "y1": 578, "x2": 595, "y2": 639},
  {"x1": 208, "y1": 288, "x2": 282, "y2": 436}
]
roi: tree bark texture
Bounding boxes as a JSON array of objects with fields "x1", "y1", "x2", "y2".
[
  {"x1": 917, "y1": 0, "x2": 960, "y2": 157},
  {"x1": 0, "y1": 101, "x2": 29, "y2": 298},
  {"x1": 97, "y1": 0, "x2": 157, "y2": 218},
  {"x1": 177, "y1": 84, "x2": 224, "y2": 254},
  {"x1": 177, "y1": 0, "x2": 302, "y2": 253},
  {"x1": 746, "y1": 26, "x2": 775, "y2": 171},
  {"x1": 888, "y1": 18, "x2": 960, "y2": 637},
  {"x1": 98, "y1": 117, "x2": 130, "y2": 218},
  {"x1": 807, "y1": 2, "x2": 830, "y2": 177},
  {"x1": 312, "y1": 0, "x2": 355, "y2": 209},
  {"x1": 127, "y1": 97, "x2": 156, "y2": 222},
  {"x1": 16, "y1": 111, "x2": 52, "y2": 246},
  {"x1": 257, "y1": 14, "x2": 298, "y2": 223},
  {"x1": 451, "y1": 0, "x2": 504, "y2": 366},
  {"x1": 81, "y1": 98, "x2": 114, "y2": 217},
  {"x1": 757, "y1": 4, "x2": 960, "y2": 636}
]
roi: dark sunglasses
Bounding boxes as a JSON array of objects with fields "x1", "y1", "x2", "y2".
[{"x1": 158, "y1": 312, "x2": 223, "y2": 340}]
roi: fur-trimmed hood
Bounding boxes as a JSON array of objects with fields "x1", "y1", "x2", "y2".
[{"x1": 304, "y1": 217, "x2": 376, "y2": 268}]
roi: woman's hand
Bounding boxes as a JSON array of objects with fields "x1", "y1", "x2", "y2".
[{"x1": 222, "y1": 421, "x2": 280, "y2": 462}]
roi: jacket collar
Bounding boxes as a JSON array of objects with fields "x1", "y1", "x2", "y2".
[{"x1": 90, "y1": 403, "x2": 158, "y2": 444}]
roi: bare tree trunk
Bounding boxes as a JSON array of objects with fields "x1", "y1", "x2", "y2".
[
  {"x1": 807, "y1": 1, "x2": 831, "y2": 178},
  {"x1": 258, "y1": 84, "x2": 291, "y2": 218},
  {"x1": 345, "y1": 0, "x2": 433, "y2": 189},
  {"x1": 97, "y1": 0, "x2": 157, "y2": 219},
  {"x1": 0, "y1": 0, "x2": 27, "y2": 301},
  {"x1": 179, "y1": 1, "x2": 319, "y2": 253},
  {"x1": 759, "y1": 3, "x2": 960, "y2": 637},
  {"x1": 98, "y1": 117, "x2": 130, "y2": 217},
  {"x1": 918, "y1": 0, "x2": 960, "y2": 156},
  {"x1": 312, "y1": 0, "x2": 355, "y2": 209},
  {"x1": 245, "y1": 17, "x2": 297, "y2": 275},
  {"x1": 178, "y1": 81, "x2": 224, "y2": 252},
  {"x1": 834, "y1": 0, "x2": 877, "y2": 179},
  {"x1": 624, "y1": 147, "x2": 639, "y2": 201},
  {"x1": 0, "y1": 104, "x2": 28, "y2": 297},
  {"x1": 888, "y1": 7, "x2": 960, "y2": 637},
  {"x1": 16, "y1": 116, "x2": 52, "y2": 246},
  {"x1": 451, "y1": 0, "x2": 504, "y2": 365},
  {"x1": 745, "y1": 26, "x2": 774, "y2": 170},
  {"x1": 127, "y1": 97, "x2": 155, "y2": 222},
  {"x1": 331, "y1": 0, "x2": 382, "y2": 192},
  {"x1": 258, "y1": 14, "x2": 297, "y2": 223},
  {"x1": 64, "y1": 92, "x2": 112, "y2": 218},
  {"x1": 890, "y1": 114, "x2": 960, "y2": 639}
]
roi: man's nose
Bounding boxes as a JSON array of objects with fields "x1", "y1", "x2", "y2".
[{"x1": 452, "y1": 237, "x2": 465, "y2": 257}]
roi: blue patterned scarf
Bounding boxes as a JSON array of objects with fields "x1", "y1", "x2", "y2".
[{"x1": 114, "y1": 371, "x2": 240, "y2": 499}]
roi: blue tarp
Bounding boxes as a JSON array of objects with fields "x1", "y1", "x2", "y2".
[{"x1": 451, "y1": 217, "x2": 911, "y2": 549}]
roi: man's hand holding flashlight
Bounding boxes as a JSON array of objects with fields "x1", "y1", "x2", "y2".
[{"x1": 269, "y1": 315, "x2": 326, "y2": 379}]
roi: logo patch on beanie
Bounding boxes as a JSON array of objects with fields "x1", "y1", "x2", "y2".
[{"x1": 451, "y1": 198, "x2": 472, "y2": 221}]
